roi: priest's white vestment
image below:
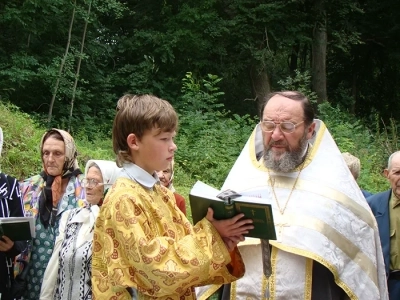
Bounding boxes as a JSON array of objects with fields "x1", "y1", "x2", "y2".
[{"x1": 196, "y1": 120, "x2": 388, "y2": 300}]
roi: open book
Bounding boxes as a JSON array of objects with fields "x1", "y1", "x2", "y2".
[
  {"x1": 0, "y1": 216, "x2": 36, "y2": 241},
  {"x1": 189, "y1": 181, "x2": 276, "y2": 240}
]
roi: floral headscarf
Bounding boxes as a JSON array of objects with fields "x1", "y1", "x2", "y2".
[{"x1": 39, "y1": 128, "x2": 82, "y2": 227}]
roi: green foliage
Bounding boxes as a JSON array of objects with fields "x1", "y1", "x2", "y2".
[
  {"x1": 175, "y1": 72, "x2": 257, "y2": 188},
  {"x1": 1, "y1": 0, "x2": 400, "y2": 135},
  {"x1": 317, "y1": 102, "x2": 389, "y2": 193},
  {"x1": 1, "y1": 71, "x2": 398, "y2": 218},
  {"x1": 0, "y1": 102, "x2": 43, "y2": 179},
  {"x1": 0, "y1": 101, "x2": 114, "y2": 180},
  {"x1": 278, "y1": 70, "x2": 318, "y2": 105}
]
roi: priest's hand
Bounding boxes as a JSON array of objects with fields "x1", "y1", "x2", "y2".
[
  {"x1": 206, "y1": 207, "x2": 254, "y2": 239},
  {"x1": 0, "y1": 235, "x2": 15, "y2": 252}
]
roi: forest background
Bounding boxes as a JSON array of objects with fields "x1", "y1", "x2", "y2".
[{"x1": 0, "y1": 0, "x2": 399, "y2": 222}]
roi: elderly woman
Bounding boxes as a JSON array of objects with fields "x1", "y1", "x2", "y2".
[
  {"x1": 18, "y1": 128, "x2": 85, "y2": 300},
  {"x1": 156, "y1": 159, "x2": 186, "y2": 215},
  {"x1": 40, "y1": 160, "x2": 121, "y2": 300}
]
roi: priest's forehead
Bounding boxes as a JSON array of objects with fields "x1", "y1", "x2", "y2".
[
  {"x1": 260, "y1": 91, "x2": 314, "y2": 124},
  {"x1": 263, "y1": 94, "x2": 304, "y2": 122}
]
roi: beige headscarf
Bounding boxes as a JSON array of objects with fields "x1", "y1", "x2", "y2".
[
  {"x1": 342, "y1": 152, "x2": 361, "y2": 180},
  {"x1": 39, "y1": 128, "x2": 81, "y2": 227}
]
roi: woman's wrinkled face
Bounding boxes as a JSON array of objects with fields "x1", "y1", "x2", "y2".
[
  {"x1": 42, "y1": 137, "x2": 65, "y2": 176},
  {"x1": 85, "y1": 166, "x2": 104, "y2": 205},
  {"x1": 157, "y1": 166, "x2": 172, "y2": 187}
]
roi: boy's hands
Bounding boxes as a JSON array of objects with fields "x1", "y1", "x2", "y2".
[{"x1": 206, "y1": 207, "x2": 254, "y2": 251}]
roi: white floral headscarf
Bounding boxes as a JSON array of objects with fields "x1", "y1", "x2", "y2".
[{"x1": 85, "y1": 159, "x2": 121, "y2": 191}]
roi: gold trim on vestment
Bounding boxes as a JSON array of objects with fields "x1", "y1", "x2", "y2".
[
  {"x1": 269, "y1": 246, "x2": 278, "y2": 299},
  {"x1": 305, "y1": 258, "x2": 312, "y2": 300},
  {"x1": 261, "y1": 173, "x2": 379, "y2": 288},
  {"x1": 231, "y1": 280, "x2": 237, "y2": 300},
  {"x1": 268, "y1": 176, "x2": 375, "y2": 229},
  {"x1": 261, "y1": 274, "x2": 268, "y2": 300},
  {"x1": 270, "y1": 242, "x2": 357, "y2": 300},
  {"x1": 268, "y1": 247, "x2": 313, "y2": 300},
  {"x1": 231, "y1": 275, "x2": 269, "y2": 299},
  {"x1": 198, "y1": 284, "x2": 222, "y2": 300},
  {"x1": 269, "y1": 210, "x2": 378, "y2": 286}
]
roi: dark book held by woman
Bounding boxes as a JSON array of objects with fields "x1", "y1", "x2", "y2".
[{"x1": 0, "y1": 217, "x2": 35, "y2": 241}]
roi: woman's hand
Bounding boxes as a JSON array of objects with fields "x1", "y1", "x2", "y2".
[{"x1": 0, "y1": 235, "x2": 15, "y2": 252}]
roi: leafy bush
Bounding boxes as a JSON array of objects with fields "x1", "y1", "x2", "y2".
[
  {"x1": 317, "y1": 102, "x2": 389, "y2": 193},
  {"x1": 276, "y1": 70, "x2": 390, "y2": 193},
  {"x1": 175, "y1": 72, "x2": 257, "y2": 189},
  {"x1": 1, "y1": 73, "x2": 395, "y2": 204},
  {"x1": 0, "y1": 101, "x2": 114, "y2": 180},
  {"x1": 278, "y1": 70, "x2": 318, "y2": 105},
  {"x1": 0, "y1": 102, "x2": 43, "y2": 179}
]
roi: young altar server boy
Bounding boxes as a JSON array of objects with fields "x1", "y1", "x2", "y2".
[{"x1": 91, "y1": 94, "x2": 253, "y2": 300}]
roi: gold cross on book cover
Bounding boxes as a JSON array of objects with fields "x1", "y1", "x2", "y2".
[{"x1": 189, "y1": 181, "x2": 276, "y2": 240}]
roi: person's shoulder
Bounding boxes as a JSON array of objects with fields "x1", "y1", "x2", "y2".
[
  {"x1": 0, "y1": 172, "x2": 17, "y2": 185},
  {"x1": 0, "y1": 172, "x2": 15, "y2": 180},
  {"x1": 0, "y1": 173, "x2": 15, "y2": 198},
  {"x1": 68, "y1": 206, "x2": 85, "y2": 217},
  {"x1": 102, "y1": 178, "x2": 137, "y2": 204},
  {"x1": 362, "y1": 189, "x2": 373, "y2": 198},
  {"x1": 113, "y1": 177, "x2": 136, "y2": 189},
  {"x1": 174, "y1": 192, "x2": 185, "y2": 201},
  {"x1": 366, "y1": 190, "x2": 391, "y2": 205},
  {"x1": 21, "y1": 174, "x2": 43, "y2": 186}
]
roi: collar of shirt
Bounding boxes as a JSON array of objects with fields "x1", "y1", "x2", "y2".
[
  {"x1": 120, "y1": 163, "x2": 160, "y2": 189},
  {"x1": 70, "y1": 205, "x2": 99, "y2": 225},
  {"x1": 391, "y1": 190, "x2": 400, "y2": 209}
]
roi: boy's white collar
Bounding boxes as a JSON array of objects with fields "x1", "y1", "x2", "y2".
[{"x1": 120, "y1": 163, "x2": 158, "y2": 189}]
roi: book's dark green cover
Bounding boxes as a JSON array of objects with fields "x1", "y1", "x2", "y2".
[
  {"x1": 0, "y1": 221, "x2": 32, "y2": 241},
  {"x1": 235, "y1": 201, "x2": 276, "y2": 240},
  {"x1": 189, "y1": 181, "x2": 276, "y2": 240}
]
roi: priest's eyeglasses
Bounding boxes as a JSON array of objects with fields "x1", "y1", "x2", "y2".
[
  {"x1": 260, "y1": 120, "x2": 304, "y2": 134},
  {"x1": 82, "y1": 178, "x2": 104, "y2": 188}
]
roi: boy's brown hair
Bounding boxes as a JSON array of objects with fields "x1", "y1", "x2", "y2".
[{"x1": 112, "y1": 94, "x2": 178, "y2": 167}]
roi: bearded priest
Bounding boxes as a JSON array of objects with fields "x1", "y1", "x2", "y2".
[{"x1": 196, "y1": 91, "x2": 388, "y2": 300}]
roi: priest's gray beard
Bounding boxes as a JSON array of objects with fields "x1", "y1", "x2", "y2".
[{"x1": 263, "y1": 132, "x2": 308, "y2": 173}]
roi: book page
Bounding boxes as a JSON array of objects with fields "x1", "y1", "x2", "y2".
[{"x1": 189, "y1": 181, "x2": 222, "y2": 200}]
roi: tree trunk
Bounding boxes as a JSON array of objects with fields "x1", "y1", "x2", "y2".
[
  {"x1": 290, "y1": 42, "x2": 300, "y2": 73},
  {"x1": 311, "y1": 0, "x2": 327, "y2": 103},
  {"x1": 47, "y1": 0, "x2": 76, "y2": 127},
  {"x1": 350, "y1": 71, "x2": 357, "y2": 114},
  {"x1": 250, "y1": 65, "x2": 271, "y2": 115},
  {"x1": 68, "y1": 0, "x2": 92, "y2": 132}
]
